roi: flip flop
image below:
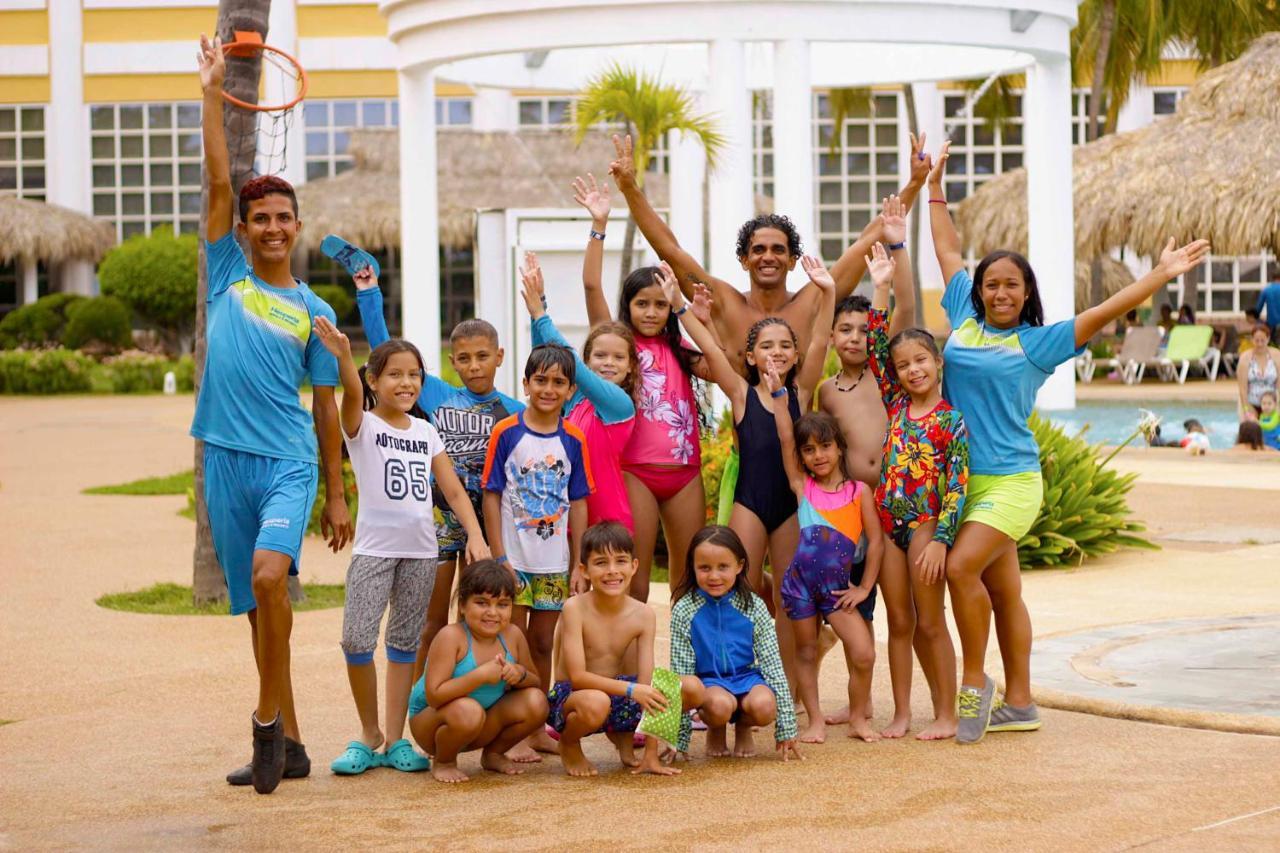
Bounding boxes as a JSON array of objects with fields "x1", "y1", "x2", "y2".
[
  {"x1": 382, "y1": 739, "x2": 430, "y2": 772},
  {"x1": 320, "y1": 234, "x2": 381, "y2": 278},
  {"x1": 330, "y1": 741, "x2": 380, "y2": 775}
]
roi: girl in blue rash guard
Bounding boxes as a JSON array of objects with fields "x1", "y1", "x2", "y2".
[{"x1": 927, "y1": 141, "x2": 1211, "y2": 743}]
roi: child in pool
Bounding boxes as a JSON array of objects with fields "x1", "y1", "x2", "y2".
[
  {"x1": 408, "y1": 560, "x2": 548, "y2": 783},
  {"x1": 866, "y1": 239, "x2": 968, "y2": 740},
  {"x1": 767, "y1": 393, "x2": 884, "y2": 744},
  {"x1": 549, "y1": 522, "x2": 684, "y2": 777},
  {"x1": 661, "y1": 257, "x2": 835, "y2": 678},
  {"x1": 1256, "y1": 391, "x2": 1279, "y2": 449},
  {"x1": 577, "y1": 172, "x2": 711, "y2": 602},
  {"x1": 519, "y1": 250, "x2": 638, "y2": 531},
  {"x1": 310, "y1": 322, "x2": 491, "y2": 776},
  {"x1": 669, "y1": 525, "x2": 802, "y2": 760}
]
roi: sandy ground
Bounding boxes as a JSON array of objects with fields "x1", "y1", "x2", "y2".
[{"x1": 1, "y1": 394, "x2": 1278, "y2": 852}]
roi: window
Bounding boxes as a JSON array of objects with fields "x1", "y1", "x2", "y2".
[
  {"x1": 90, "y1": 102, "x2": 202, "y2": 241},
  {"x1": 1169, "y1": 252, "x2": 1275, "y2": 317},
  {"x1": 0, "y1": 105, "x2": 46, "y2": 200},
  {"x1": 440, "y1": 246, "x2": 475, "y2": 332},
  {"x1": 941, "y1": 91, "x2": 1024, "y2": 205},
  {"x1": 814, "y1": 91, "x2": 901, "y2": 262},
  {"x1": 1152, "y1": 88, "x2": 1188, "y2": 116},
  {"x1": 1071, "y1": 89, "x2": 1105, "y2": 145},
  {"x1": 517, "y1": 97, "x2": 573, "y2": 128},
  {"x1": 303, "y1": 99, "x2": 399, "y2": 182},
  {"x1": 435, "y1": 97, "x2": 473, "y2": 128},
  {"x1": 0, "y1": 260, "x2": 47, "y2": 317},
  {"x1": 751, "y1": 91, "x2": 774, "y2": 200}
]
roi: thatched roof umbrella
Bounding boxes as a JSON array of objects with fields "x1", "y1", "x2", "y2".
[
  {"x1": 294, "y1": 128, "x2": 676, "y2": 253},
  {"x1": 0, "y1": 195, "x2": 115, "y2": 265},
  {"x1": 955, "y1": 33, "x2": 1280, "y2": 263}
]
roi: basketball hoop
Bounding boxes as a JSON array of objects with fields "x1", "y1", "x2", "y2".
[{"x1": 219, "y1": 31, "x2": 308, "y2": 181}]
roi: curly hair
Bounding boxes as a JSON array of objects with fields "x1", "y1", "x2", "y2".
[
  {"x1": 735, "y1": 214, "x2": 802, "y2": 262},
  {"x1": 744, "y1": 316, "x2": 799, "y2": 387}
]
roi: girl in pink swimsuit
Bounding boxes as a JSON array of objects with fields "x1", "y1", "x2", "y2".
[{"x1": 575, "y1": 173, "x2": 707, "y2": 602}]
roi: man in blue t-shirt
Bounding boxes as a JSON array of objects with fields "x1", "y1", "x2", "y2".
[
  {"x1": 1258, "y1": 280, "x2": 1280, "y2": 343},
  {"x1": 194, "y1": 35, "x2": 352, "y2": 794}
]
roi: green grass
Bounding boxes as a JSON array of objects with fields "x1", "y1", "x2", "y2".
[
  {"x1": 96, "y1": 582, "x2": 344, "y2": 615},
  {"x1": 84, "y1": 469, "x2": 194, "y2": 496},
  {"x1": 651, "y1": 564, "x2": 669, "y2": 584}
]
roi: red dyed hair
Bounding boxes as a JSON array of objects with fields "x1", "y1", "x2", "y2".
[{"x1": 238, "y1": 175, "x2": 298, "y2": 223}]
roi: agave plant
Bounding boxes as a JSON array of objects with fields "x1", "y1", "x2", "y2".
[{"x1": 1018, "y1": 412, "x2": 1157, "y2": 568}]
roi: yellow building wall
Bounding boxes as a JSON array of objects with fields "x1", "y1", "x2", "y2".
[
  {"x1": 82, "y1": 8, "x2": 218, "y2": 42},
  {"x1": 0, "y1": 10, "x2": 48, "y2": 44},
  {"x1": 0, "y1": 76, "x2": 51, "y2": 103},
  {"x1": 297, "y1": 5, "x2": 387, "y2": 37}
]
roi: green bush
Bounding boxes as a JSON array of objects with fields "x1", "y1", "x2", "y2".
[
  {"x1": 63, "y1": 297, "x2": 133, "y2": 352},
  {"x1": 99, "y1": 351, "x2": 172, "y2": 393},
  {"x1": 173, "y1": 354, "x2": 196, "y2": 391},
  {"x1": 1017, "y1": 413, "x2": 1156, "y2": 568},
  {"x1": 311, "y1": 284, "x2": 355, "y2": 324},
  {"x1": 98, "y1": 227, "x2": 197, "y2": 352},
  {"x1": 0, "y1": 293, "x2": 92, "y2": 349},
  {"x1": 699, "y1": 410, "x2": 735, "y2": 524},
  {"x1": 0, "y1": 348, "x2": 95, "y2": 393}
]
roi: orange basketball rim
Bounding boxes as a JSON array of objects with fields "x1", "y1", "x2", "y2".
[{"x1": 219, "y1": 31, "x2": 308, "y2": 112}]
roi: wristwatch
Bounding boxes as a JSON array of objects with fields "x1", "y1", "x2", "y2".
[{"x1": 589, "y1": 229, "x2": 606, "y2": 241}]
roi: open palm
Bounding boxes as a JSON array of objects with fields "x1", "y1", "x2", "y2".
[{"x1": 1158, "y1": 238, "x2": 1211, "y2": 278}]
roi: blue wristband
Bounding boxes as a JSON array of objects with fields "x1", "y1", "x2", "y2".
[
  {"x1": 673, "y1": 303, "x2": 688, "y2": 316},
  {"x1": 886, "y1": 241, "x2": 906, "y2": 251},
  {"x1": 496, "y1": 555, "x2": 509, "y2": 565},
  {"x1": 770, "y1": 387, "x2": 787, "y2": 399},
  {"x1": 625, "y1": 681, "x2": 635, "y2": 699}
]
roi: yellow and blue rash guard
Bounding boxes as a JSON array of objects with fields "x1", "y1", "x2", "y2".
[
  {"x1": 941, "y1": 269, "x2": 1082, "y2": 475},
  {"x1": 190, "y1": 233, "x2": 339, "y2": 463}
]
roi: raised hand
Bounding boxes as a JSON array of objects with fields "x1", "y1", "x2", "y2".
[
  {"x1": 519, "y1": 251, "x2": 547, "y2": 319},
  {"x1": 908, "y1": 131, "x2": 932, "y2": 186},
  {"x1": 690, "y1": 281, "x2": 714, "y2": 325},
  {"x1": 655, "y1": 261, "x2": 684, "y2": 310},
  {"x1": 763, "y1": 361, "x2": 785, "y2": 396},
  {"x1": 799, "y1": 255, "x2": 835, "y2": 292},
  {"x1": 926, "y1": 139, "x2": 951, "y2": 190},
  {"x1": 608, "y1": 134, "x2": 637, "y2": 190},
  {"x1": 1157, "y1": 237, "x2": 1211, "y2": 279},
  {"x1": 864, "y1": 241, "x2": 896, "y2": 290},
  {"x1": 881, "y1": 194, "x2": 907, "y2": 245},
  {"x1": 915, "y1": 540, "x2": 947, "y2": 584},
  {"x1": 572, "y1": 173, "x2": 611, "y2": 223},
  {"x1": 197, "y1": 34, "x2": 225, "y2": 93},
  {"x1": 312, "y1": 315, "x2": 352, "y2": 359},
  {"x1": 353, "y1": 267, "x2": 378, "y2": 291}
]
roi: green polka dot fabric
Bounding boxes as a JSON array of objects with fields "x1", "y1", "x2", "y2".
[{"x1": 638, "y1": 667, "x2": 683, "y2": 748}]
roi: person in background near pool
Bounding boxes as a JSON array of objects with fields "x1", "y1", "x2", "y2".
[
  {"x1": 1177, "y1": 303, "x2": 1197, "y2": 326},
  {"x1": 1237, "y1": 323, "x2": 1280, "y2": 419},
  {"x1": 1158, "y1": 303, "x2": 1176, "y2": 333},
  {"x1": 929, "y1": 139, "x2": 1210, "y2": 743},
  {"x1": 196, "y1": 35, "x2": 353, "y2": 794},
  {"x1": 668, "y1": 525, "x2": 801, "y2": 761},
  {"x1": 663, "y1": 258, "x2": 836, "y2": 683},
  {"x1": 549, "y1": 523, "x2": 681, "y2": 777},
  {"x1": 520, "y1": 246, "x2": 636, "y2": 532},
  {"x1": 1178, "y1": 419, "x2": 1210, "y2": 455},
  {"x1": 355, "y1": 275, "x2": 523, "y2": 685},
  {"x1": 1257, "y1": 276, "x2": 1280, "y2": 343},
  {"x1": 865, "y1": 237, "x2": 968, "y2": 741},
  {"x1": 1257, "y1": 391, "x2": 1280, "y2": 450},
  {"x1": 1230, "y1": 420, "x2": 1277, "y2": 453},
  {"x1": 409, "y1": 560, "x2": 548, "y2": 783},
  {"x1": 309, "y1": 327, "x2": 490, "y2": 776}
]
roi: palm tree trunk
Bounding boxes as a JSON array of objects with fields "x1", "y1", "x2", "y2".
[
  {"x1": 1086, "y1": 0, "x2": 1116, "y2": 143},
  {"x1": 193, "y1": 0, "x2": 272, "y2": 607},
  {"x1": 619, "y1": 119, "x2": 637, "y2": 287},
  {"x1": 901, "y1": 83, "x2": 924, "y2": 312}
]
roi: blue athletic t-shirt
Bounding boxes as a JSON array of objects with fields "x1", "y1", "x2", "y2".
[
  {"x1": 190, "y1": 233, "x2": 339, "y2": 463},
  {"x1": 941, "y1": 269, "x2": 1081, "y2": 475}
]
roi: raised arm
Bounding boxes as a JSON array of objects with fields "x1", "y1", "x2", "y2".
[
  {"x1": 1075, "y1": 238, "x2": 1210, "y2": 347},
  {"x1": 764, "y1": 363, "x2": 806, "y2": 497},
  {"x1": 925, "y1": 141, "x2": 965, "y2": 284},
  {"x1": 877, "y1": 194, "x2": 916, "y2": 335},
  {"x1": 198, "y1": 35, "x2": 232, "y2": 242},
  {"x1": 794, "y1": 256, "x2": 836, "y2": 408},
  {"x1": 572, "y1": 173, "x2": 614, "y2": 326},
  {"x1": 609, "y1": 134, "x2": 741, "y2": 308},
  {"x1": 353, "y1": 269, "x2": 391, "y2": 350},
  {"x1": 312, "y1": 315, "x2": 364, "y2": 438},
  {"x1": 866, "y1": 243, "x2": 904, "y2": 409},
  {"x1": 658, "y1": 263, "x2": 748, "y2": 407}
]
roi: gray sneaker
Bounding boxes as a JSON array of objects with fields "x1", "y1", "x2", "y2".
[
  {"x1": 987, "y1": 698, "x2": 1042, "y2": 733},
  {"x1": 955, "y1": 676, "x2": 995, "y2": 744}
]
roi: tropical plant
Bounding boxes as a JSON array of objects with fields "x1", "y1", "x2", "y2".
[
  {"x1": 310, "y1": 284, "x2": 355, "y2": 323},
  {"x1": 0, "y1": 293, "x2": 86, "y2": 349},
  {"x1": 573, "y1": 63, "x2": 725, "y2": 284},
  {"x1": 1072, "y1": 0, "x2": 1165, "y2": 140},
  {"x1": 1165, "y1": 0, "x2": 1280, "y2": 69},
  {"x1": 1017, "y1": 412, "x2": 1156, "y2": 568},
  {"x1": 99, "y1": 227, "x2": 199, "y2": 354},
  {"x1": 62, "y1": 296, "x2": 134, "y2": 352}
]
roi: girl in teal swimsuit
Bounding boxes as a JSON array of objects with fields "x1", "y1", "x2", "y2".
[{"x1": 408, "y1": 560, "x2": 549, "y2": 783}]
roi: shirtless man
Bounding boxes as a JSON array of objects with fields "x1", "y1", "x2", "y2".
[{"x1": 608, "y1": 132, "x2": 931, "y2": 376}]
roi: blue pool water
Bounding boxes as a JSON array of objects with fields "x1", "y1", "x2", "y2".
[{"x1": 1040, "y1": 401, "x2": 1239, "y2": 450}]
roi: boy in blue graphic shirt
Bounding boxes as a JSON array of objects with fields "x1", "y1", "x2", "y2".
[
  {"x1": 194, "y1": 35, "x2": 352, "y2": 795},
  {"x1": 354, "y1": 275, "x2": 523, "y2": 677}
]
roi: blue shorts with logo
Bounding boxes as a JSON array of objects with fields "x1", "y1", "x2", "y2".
[{"x1": 204, "y1": 443, "x2": 318, "y2": 615}]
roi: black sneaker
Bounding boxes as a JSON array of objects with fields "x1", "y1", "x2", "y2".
[
  {"x1": 251, "y1": 713, "x2": 286, "y2": 794},
  {"x1": 227, "y1": 738, "x2": 310, "y2": 786}
]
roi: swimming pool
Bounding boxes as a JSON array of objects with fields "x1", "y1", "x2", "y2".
[{"x1": 1040, "y1": 400, "x2": 1239, "y2": 449}]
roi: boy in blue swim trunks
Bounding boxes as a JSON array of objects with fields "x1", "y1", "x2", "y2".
[
  {"x1": 194, "y1": 35, "x2": 352, "y2": 794},
  {"x1": 550, "y1": 523, "x2": 682, "y2": 777}
]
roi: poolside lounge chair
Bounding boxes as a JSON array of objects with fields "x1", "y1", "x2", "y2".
[
  {"x1": 1155, "y1": 324, "x2": 1220, "y2": 383},
  {"x1": 1094, "y1": 326, "x2": 1162, "y2": 384},
  {"x1": 1075, "y1": 348, "x2": 1095, "y2": 382}
]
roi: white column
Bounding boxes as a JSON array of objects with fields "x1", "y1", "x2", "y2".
[
  {"x1": 706, "y1": 38, "x2": 753, "y2": 284},
  {"x1": 265, "y1": 0, "x2": 305, "y2": 188},
  {"x1": 1025, "y1": 55, "x2": 1076, "y2": 410},
  {"x1": 47, "y1": 0, "x2": 90, "y2": 215},
  {"x1": 398, "y1": 65, "x2": 440, "y2": 362},
  {"x1": 667, "y1": 127, "x2": 706, "y2": 268},
  {"x1": 20, "y1": 259, "x2": 38, "y2": 305},
  {"x1": 910, "y1": 82, "x2": 946, "y2": 298},
  {"x1": 771, "y1": 39, "x2": 813, "y2": 285}
]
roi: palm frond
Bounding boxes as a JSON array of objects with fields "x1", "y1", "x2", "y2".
[{"x1": 823, "y1": 87, "x2": 874, "y2": 154}]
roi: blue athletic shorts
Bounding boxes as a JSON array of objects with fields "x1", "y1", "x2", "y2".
[{"x1": 204, "y1": 443, "x2": 318, "y2": 615}]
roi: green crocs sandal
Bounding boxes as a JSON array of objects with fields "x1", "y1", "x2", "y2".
[
  {"x1": 330, "y1": 741, "x2": 380, "y2": 775},
  {"x1": 383, "y1": 739, "x2": 430, "y2": 772}
]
